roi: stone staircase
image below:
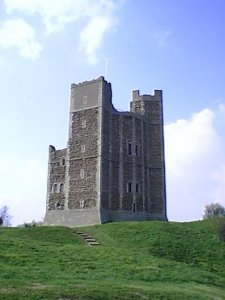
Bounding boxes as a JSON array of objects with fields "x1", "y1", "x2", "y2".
[{"x1": 76, "y1": 231, "x2": 100, "y2": 246}]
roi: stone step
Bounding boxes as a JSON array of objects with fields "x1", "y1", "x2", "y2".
[
  {"x1": 85, "y1": 239, "x2": 96, "y2": 242},
  {"x1": 78, "y1": 233, "x2": 91, "y2": 238},
  {"x1": 76, "y1": 231, "x2": 100, "y2": 246},
  {"x1": 88, "y1": 242, "x2": 100, "y2": 246}
]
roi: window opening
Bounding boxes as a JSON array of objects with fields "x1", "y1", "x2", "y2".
[
  {"x1": 83, "y1": 96, "x2": 87, "y2": 104},
  {"x1": 127, "y1": 181, "x2": 132, "y2": 193},
  {"x1": 56, "y1": 202, "x2": 61, "y2": 209},
  {"x1": 81, "y1": 144, "x2": 86, "y2": 153},
  {"x1": 128, "y1": 142, "x2": 132, "y2": 155},
  {"x1": 59, "y1": 183, "x2": 64, "y2": 193},
  {"x1": 61, "y1": 158, "x2": 65, "y2": 166},
  {"x1": 81, "y1": 120, "x2": 87, "y2": 128},
  {"x1": 136, "y1": 183, "x2": 139, "y2": 193},
  {"x1": 135, "y1": 144, "x2": 138, "y2": 156},
  {"x1": 132, "y1": 203, "x2": 136, "y2": 212},
  {"x1": 80, "y1": 169, "x2": 85, "y2": 179},
  {"x1": 53, "y1": 183, "x2": 58, "y2": 193},
  {"x1": 80, "y1": 200, "x2": 85, "y2": 208}
]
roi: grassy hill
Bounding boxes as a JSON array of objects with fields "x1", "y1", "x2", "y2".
[{"x1": 1, "y1": 219, "x2": 225, "y2": 299}]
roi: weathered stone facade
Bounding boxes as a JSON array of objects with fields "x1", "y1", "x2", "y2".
[{"x1": 44, "y1": 76, "x2": 167, "y2": 227}]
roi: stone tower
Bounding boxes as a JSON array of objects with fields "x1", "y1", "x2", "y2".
[{"x1": 44, "y1": 76, "x2": 167, "y2": 227}]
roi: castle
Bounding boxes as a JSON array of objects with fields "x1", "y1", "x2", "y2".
[{"x1": 44, "y1": 76, "x2": 167, "y2": 227}]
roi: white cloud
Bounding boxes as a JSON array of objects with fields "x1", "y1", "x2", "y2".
[
  {"x1": 80, "y1": 15, "x2": 114, "y2": 64},
  {"x1": 0, "y1": 18, "x2": 42, "y2": 59},
  {"x1": 0, "y1": 157, "x2": 46, "y2": 225},
  {"x1": 3, "y1": 0, "x2": 118, "y2": 63},
  {"x1": 165, "y1": 107, "x2": 225, "y2": 221}
]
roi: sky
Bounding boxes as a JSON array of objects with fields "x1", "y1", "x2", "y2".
[{"x1": 0, "y1": 0, "x2": 225, "y2": 226}]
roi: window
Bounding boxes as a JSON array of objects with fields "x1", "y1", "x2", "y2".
[
  {"x1": 53, "y1": 183, "x2": 58, "y2": 193},
  {"x1": 127, "y1": 181, "x2": 132, "y2": 193},
  {"x1": 136, "y1": 183, "x2": 139, "y2": 193},
  {"x1": 81, "y1": 120, "x2": 87, "y2": 128},
  {"x1": 132, "y1": 203, "x2": 136, "y2": 212},
  {"x1": 61, "y1": 158, "x2": 65, "y2": 166},
  {"x1": 83, "y1": 96, "x2": 87, "y2": 104},
  {"x1": 128, "y1": 142, "x2": 132, "y2": 155},
  {"x1": 135, "y1": 144, "x2": 138, "y2": 156},
  {"x1": 80, "y1": 200, "x2": 85, "y2": 208},
  {"x1": 56, "y1": 202, "x2": 61, "y2": 209},
  {"x1": 59, "y1": 183, "x2": 64, "y2": 193},
  {"x1": 80, "y1": 169, "x2": 85, "y2": 179},
  {"x1": 81, "y1": 144, "x2": 86, "y2": 153}
]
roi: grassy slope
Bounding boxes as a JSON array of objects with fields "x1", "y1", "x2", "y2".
[{"x1": 0, "y1": 219, "x2": 225, "y2": 299}]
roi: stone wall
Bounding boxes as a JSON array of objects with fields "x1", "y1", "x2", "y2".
[
  {"x1": 67, "y1": 107, "x2": 99, "y2": 210},
  {"x1": 46, "y1": 146, "x2": 67, "y2": 211}
]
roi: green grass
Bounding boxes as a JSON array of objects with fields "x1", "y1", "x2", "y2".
[{"x1": 1, "y1": 219, "x2": 225, "y2": 299}]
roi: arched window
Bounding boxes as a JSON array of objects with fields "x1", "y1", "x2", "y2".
[
  {"x1": 53, "y1": 183, "x2": 58, "y2": 193},
  {"x1": 59, "y1": 183, "x2": 64, "y2": 193}
]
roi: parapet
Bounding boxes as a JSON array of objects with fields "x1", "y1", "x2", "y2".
[
  {"x1": 132, "y1": 89, "x2": 162, "y2": 102},
  {"x1": 71, "y1": 76, "x2": 106, "y2": 88}
]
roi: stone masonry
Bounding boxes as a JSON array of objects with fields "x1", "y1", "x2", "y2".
[{"x1": 44, "y1": 76, "x2": 167, "y2": 227}]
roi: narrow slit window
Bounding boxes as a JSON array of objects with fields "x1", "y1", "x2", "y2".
[
  {"x1": 132, "y1": 203, "x2": 136, "y2": 212},
  {"x1": 61, "y1": 158, "x2": 65, "y2": 166},
  {"x1": 128, "y1": 142, "x2": 132, "y2": 155},
  {"x1": 81, "y1": 120, "x2": 87, "y2": 128},
  {"x1": 81, "y1": 144, "x2": 86, "y2": 153},
  {"x1": 136, "y1": 183, "x2": 139, "y2": 193},
  {"x1": 135, "y1": 144, "x2": 138, "y2": 156},
  {"x1": 127, "y1": 181, "x2": 132, "y2": 193},
  {"x1": 80, "y1": 169, "x2": 85, "y2": 179},
  {"x1": 83, "y1": 96, "x2": 87, "y2": 104}
]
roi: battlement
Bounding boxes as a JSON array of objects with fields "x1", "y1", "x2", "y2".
[
  {"x1": 132, "y1": 89, "x2": 162, "y2": 102},
  {"x1": 70, "y1": 76, "x2": 112, "y2": 112},
  {"x1": 71, "y1": 76, "x2": 105, "y2": 87}
]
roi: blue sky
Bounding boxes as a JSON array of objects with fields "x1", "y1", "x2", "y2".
[{"x1": 0, "y1": 0, "x2": 225, "y2": 225}]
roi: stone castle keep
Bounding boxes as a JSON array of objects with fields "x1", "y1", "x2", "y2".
[{"x1": 44, "y1": 76, "x2": 167, "y2": 227}]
